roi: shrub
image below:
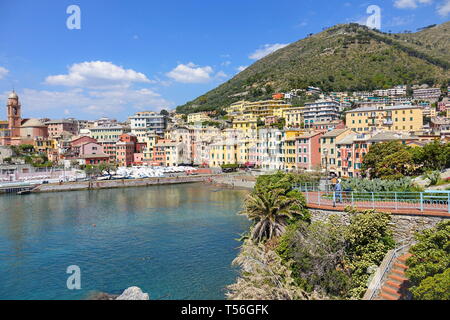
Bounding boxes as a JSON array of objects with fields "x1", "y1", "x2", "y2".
[
  {"x1": 406, "y1": 220, "x2": 450, "y2": 300},
  {"x1": 423, "y1": 171, "x2": 441, "y2": 186},
  {"x1": 411, "y1": 268, "x2": 450, "y2": 300},
  {"x1": 276, "y1": 209, "x2": 395, "y2": 299},
  {"x1": 341, "y1": 177, "x2": 421, "y2": 192}
]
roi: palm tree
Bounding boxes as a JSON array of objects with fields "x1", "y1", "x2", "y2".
[{"x1": 242, "y1": 188, "x2": 305, "y2": 242}]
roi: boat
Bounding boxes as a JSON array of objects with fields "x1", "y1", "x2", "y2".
[{"x1": 17, "y1": 190, "x2": 32, "y2": 195}]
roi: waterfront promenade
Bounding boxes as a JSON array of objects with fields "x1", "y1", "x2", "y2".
[
  {"x1": 210, "y1": 177, "x2": 450, "y2": 217},
  {"x1": 304, "y1": 191, "x2": 450, "y2": 217},
  {"x1": 31, "y1": 174, "x2": 220, "y2": 193}
]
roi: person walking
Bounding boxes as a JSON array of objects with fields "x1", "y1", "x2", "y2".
[{"x1": 335, "y1": 179, "x2": 343, "y2": 204}]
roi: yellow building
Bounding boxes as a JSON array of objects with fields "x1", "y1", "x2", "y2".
[
  {"x1": 142, "y1": 133, "x2": 159, "y2": 162},
  {"x1": 283, "y1": 108, "x2": 304, "y2": 128},
  {"x1": 33, "y1": 137, "x2": 57, "y2": 154},
  {"x1": 244, "y1": 99, "x2": 292, "y2": 119},
  {"x1": 225, "y1": 100, "x2": 249, "y2": 116},
  {"x1": 187, "y1": 112, "x2": 211, "y2": 123},
  {"x1": 209, "y1": 139, "x2": 238, "y2": 168},
  {"x1": 282, "y1": 130, "x2": 304, "y2": 170},
  {"x1": 90, "y1": 126, "x2": 127, "y2": 142},
  {"x1": 346, "y1": 105, "x2": 423, "y2": 133},
  {"x1": 232, "y1": 117, "x2": 257, "y2": 135}
]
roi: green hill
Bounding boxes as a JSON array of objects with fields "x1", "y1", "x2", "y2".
[{"x1": 176, "y1": 22, "x2": 450, "y2": 114}]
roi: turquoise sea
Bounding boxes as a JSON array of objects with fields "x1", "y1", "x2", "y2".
[{"x1": 0, "y1": 183, "x2": 249, "y2": 300}]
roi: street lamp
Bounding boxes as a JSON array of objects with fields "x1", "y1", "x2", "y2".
[{"x1": 323, "y1": 148, "x2": 329, "y2": 191}]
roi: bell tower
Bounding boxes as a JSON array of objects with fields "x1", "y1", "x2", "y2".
[{"x1": 7, "y1": 91, "x2": 21, "y2": 137}]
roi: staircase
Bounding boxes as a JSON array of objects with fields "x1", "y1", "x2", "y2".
[{"x1": 377, "y1": 253, "x2": 412, "y2": 300}]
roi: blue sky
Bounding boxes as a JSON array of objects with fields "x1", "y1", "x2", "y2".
[{"x1": 0, "y1": 0, "x2": 449, "y2": 120}]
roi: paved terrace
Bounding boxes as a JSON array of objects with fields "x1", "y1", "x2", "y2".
[{"x1": 303, "y1": 191, "x2": 450, "y2": 217}]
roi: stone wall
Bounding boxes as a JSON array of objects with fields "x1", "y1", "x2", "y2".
[
  {"x1": 310, "y1": 208, "x2": 448, "y2": 243},
  {"x1": 34, "y1": 175, "x2": 218, "y2": 193}
]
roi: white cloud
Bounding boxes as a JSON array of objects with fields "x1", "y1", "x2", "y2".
[
  {"x1": 215, "y1": 71, "x2": 228, "y2": 79},
  {"x1": 394, "y1": 0, "x2": 433, "y2": 9},
  {"x1": 437, "y1": 0, "x2": 450, "y2": 15},
  {"x1": 249, "y1": 43, "x2": 289, "y2": 60},
  {"x1": 166, "y1": 62, "x2": 214, "y2": 83},
  {"x1": 386, "y1": 15, "x2": 415, "y2": 27},
  {"x1": 0, "y1": 66, "x2": 9, "y2": 79},
  {"x1": 237, "y1": 66, "x2": 248, "y2": 72},
  {"x1": 45, "y1": 61, "x2": 151, "y2": 89},
  {"x1": 2, "y1": 87, "x2": 173, "y2": 118}
]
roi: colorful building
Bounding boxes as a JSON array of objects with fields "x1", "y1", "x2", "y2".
[{"x1": 346, "y1": 105, "x2": 423, "y2": 133}]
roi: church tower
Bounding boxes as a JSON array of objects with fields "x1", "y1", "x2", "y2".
[{"x1": 7, "y1": 91, "x2": 21, "y2": 137}]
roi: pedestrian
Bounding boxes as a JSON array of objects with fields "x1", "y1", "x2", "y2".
[
  {"x1": 330, "y1": 176, "x2": 337, "y2": 192},
  {"x1": 335, "y1": 179, "x2": 343, "y2": 203}
]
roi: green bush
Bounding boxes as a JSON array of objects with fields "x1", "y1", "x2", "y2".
[
  {"x1": 411, "y1": 268, "x2": 450, "y2": 300},
  {"x1": 341, "y1": 177, "x2": 421, "y2": 192},
  {"x1": 406, "y1": 220, "x2": 450, "y2": 300},
  {"x1": 276, "y1": 208, "x2": 395, "y2": 299},
  {"x1": 423, "y1": 171, "x2": 441, "y2": 186}
]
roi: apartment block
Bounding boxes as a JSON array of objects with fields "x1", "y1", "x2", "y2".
[
  {"x1": 129, "y1": 111, "x2": 167, "y2": 137},
  {"x1": 302, "y1": 100, "x2": 341, "y2": 128},
  {"x1": 187, "y1": 112, "x2": 211, "y2": 123},
  {"x1": 346, "y1": 105, "x2": 423, "y2": 133}
]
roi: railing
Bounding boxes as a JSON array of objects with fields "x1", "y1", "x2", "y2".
[
  {"x1": 364, "y1": 238, "x2": 412, "y2": 300},
  {"x1": 303, "y1": 190, "x2": 450, "y2": 214}
]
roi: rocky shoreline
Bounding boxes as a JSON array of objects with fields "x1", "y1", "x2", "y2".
[{"x1": 88, "y1": 287, "x2": 149, "y2": 300}]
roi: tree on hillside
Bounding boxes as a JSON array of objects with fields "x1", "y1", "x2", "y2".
[
  {"x1": 362, "y1": 141, "x2": 415, "y2": 179},
  {"x1": 160, "y1": 109, "x2": 169, "y2": 116}
]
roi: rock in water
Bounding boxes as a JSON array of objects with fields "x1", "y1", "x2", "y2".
[{"x1": 116, "y1": 287, "x2": 149, "y2": 300}]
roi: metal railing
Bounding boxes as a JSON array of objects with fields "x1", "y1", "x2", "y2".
[
  {"x1": 303, "y1": 190, "x2": 450, "y2": 214},
  {"x1": 364, "y1": 238, "x2": 412, "y2": 300}
]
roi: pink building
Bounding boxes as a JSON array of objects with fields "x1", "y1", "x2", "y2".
[
  {"x1": 133, "y1": 153, "x2": 144, "y2": 165},
  {"x1": 295, "y1": 131, "x2": 323, "y2": 171},
  {"x1": 79, "y1": 142, "x2": 104, "y2": 156},
  {"x1": 115, "y1": 133, "x2": 138, "y2": 167},
  {"x1": 71, "y1": 136, "x2": 97, "y2": 148},
  {"x1": 45, "y1": 119, "x2": 78, "y2": 138}
]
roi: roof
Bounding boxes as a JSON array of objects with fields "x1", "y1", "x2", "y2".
[
  {"x1": 368, "y1": 132, "x2": 419, "y2": 142},
  {"x1": 336, "y1": 133, "x2": 357, "y2": 145},
  {"x1": 321, "y1": 128, "x2": 350, "y2": 138},
  {"x1": 78, "y1": 153, "x2": 109, "y2": 159},
  {"x1": 8, "y1": 91, "x2": 18, "y2": 99},
  {"x1": 346, "y1": 104, "x2": 423, "y2": 114},
  {"x1": 430, "y1": 117, "x2": 450, "y2": 125},
  {"x1": 155, "y1": 142, "x2": 179, "y2": 147},
  {"x1": 296, "y1": 131, "x2": 323, "y2": 139},
  {"x1": 21, "y1": 118, "x2": 46, "y2": 128},
  {"x1": 90, "y1": 126, "x2": 125, "y2": 130},
  {"x1": 45, "y1": 120, "x2": 76, "y2": 125}
]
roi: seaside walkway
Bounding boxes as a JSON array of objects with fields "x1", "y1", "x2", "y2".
[{"x1": 301, "y1": 190, "x2": 450, "y2": 217}]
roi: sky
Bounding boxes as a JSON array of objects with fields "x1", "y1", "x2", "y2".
[{"x1": 0, "y1": 0, "x2": 449, "y2": 121}]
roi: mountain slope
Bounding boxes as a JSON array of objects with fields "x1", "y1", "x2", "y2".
[{"x1": 176, "y1": 22, "x2": 450, "y2": 114}]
